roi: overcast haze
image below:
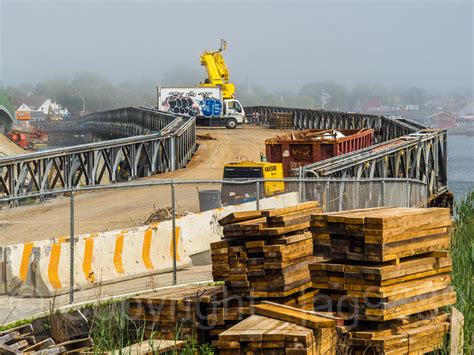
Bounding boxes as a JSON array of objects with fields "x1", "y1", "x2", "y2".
[{"x1": 1, "y1": 0, "x2": 472, "y2": 92}]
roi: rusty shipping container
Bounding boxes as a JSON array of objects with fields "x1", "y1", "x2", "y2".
[{"x1": 265, "y1": 129, "x2": 374, "y2": 176}]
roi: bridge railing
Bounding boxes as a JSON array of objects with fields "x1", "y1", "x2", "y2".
[
  {"x1": 244, "y1": 106, "x2": 422, "y2": 143},
  {"x1": 32, "y1": 106, "x2": 182, "y2": 138},
  {"x1": 0, "y1": 115, "x2": 196, "y2": 199}
]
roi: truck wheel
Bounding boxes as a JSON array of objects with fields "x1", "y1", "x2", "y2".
[
  {"x1": 27, "y1": 142, "x2": 35, "y2": 150},
  {"x1": 226, "y1": 118, "x2": 238, "y2": 129}
]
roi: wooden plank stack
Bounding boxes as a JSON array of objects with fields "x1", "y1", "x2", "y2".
[
  {"x1": 309, "y1": 206, "x2": 455, "y2": 353},
  {"x1": 213, "y1": 202, "x2": 321, "y2": 298},
  {"x1": 311, "y1": 207, "x2": 451, "y2": 262},
  {"x1": 348, "y1": 311, "x2": 451, "y2": 354},
  {"x1": 128, "y1": 285, "x2": 224, "y2": 341},
  {"x1": 208, "y1": 202, "x2": 323, "y2": 339},
  {"x1": 216, "y1": 302, "x2": 339, "y2": 354}
]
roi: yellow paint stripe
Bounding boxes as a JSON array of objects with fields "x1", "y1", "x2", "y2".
[
  {"x1": 83, "y1": 238, "x2": 96, "y2": 283},
  {"x1": 48, "y1": 242, "x2": 62, "y2": 290},
  {"x1": 142, "y1": 229, "x2": 154, "y2": 270},
  {"x1": 19, "y1": 242, "x2": 34, "y2": 282},
  {"x1": 170, "y1": 226, "x2": 181, "y2": 262},
  {"x1": 114, "y1": 234, "x2": 125, "y2": 274}
]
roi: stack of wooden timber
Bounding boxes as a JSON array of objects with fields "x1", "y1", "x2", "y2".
[
  {"x1": 206, "y1": 287, "x2": 320, "y2": 342},
  {"x1": 0, "y1": 323, "x2": 94, "y2": 354},
  {"x1": 209, "y1": 202, "x2": 323, "y2": 339},
  {"x1": 216, "y1": 302, "x2": 339, "y2": 354},
  {"x1": 347, "y1": 311, "x2": 451, "y2": 354},
  {"x1": 311, "y1": 207, "x2": 451, "y2": 262},
  {"x1": 128, "y1": 285, "x2": 224, "y2": 341},
  {"x1": 213, "y1": 201, "x2": 321, "y2": 298},
  {"x1": 309, "y1": 206, "x2": 455, "y2": 353},
  {"x1": 310, "y1": 253, "x2": 455, "y2": 321},
  {"x1": 269, "y1": 112, "x2": 294, "y2": 129}
]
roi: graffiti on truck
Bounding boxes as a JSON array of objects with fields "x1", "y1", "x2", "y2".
[{"x1": 161, "y1": 91, "x2": 222, "y2": 117}]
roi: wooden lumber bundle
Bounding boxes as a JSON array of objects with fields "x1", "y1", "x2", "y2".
[
  {"x1": 311, "y1": 207, "x2": 451, "y2": 262},
  {"x1": 347, "y1": 311, "x2": 450, "y2": 354},
  {"x1": 206, "y1": 288, "x2": 320, "y2": 341},
  {"x1": 216, "y1": 302, "x2": 339, "y2": 355},
  {"x1": 128, "y1": 285, "x2": 224, "y2": 341},
  {"x1": 213, "y1": 202, "x2": 322, "y2": 298}
]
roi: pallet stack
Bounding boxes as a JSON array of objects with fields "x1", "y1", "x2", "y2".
[
  {"x1": 216, "y1": 302, "x2": 339, "y2": 355},
  {"x1": 309, "y1": 206, "x2": 455, "y2": 353},
  {"x1": 128, "y1": 285, "x2": 224, "y2": 341},
  {"x1": 268, "y1": 112, "x2": 294, "y2": 129},
  {"x1": 209, "y1": 202, "x2": 323, "y2": 339}
]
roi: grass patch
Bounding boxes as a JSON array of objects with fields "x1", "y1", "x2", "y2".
[{"x1": 451, "y1": 191, "x2": 474, "y2": 352}]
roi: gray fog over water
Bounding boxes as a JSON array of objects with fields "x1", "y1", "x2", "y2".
[{"x1": 448, "y1": 135, "x2": 474, "y2": 199}]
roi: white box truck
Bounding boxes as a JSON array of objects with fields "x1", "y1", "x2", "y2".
[{"x1": 157, "y1": 87, "x2": 245, "y2": 129}]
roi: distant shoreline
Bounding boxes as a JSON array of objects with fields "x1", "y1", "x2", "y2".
[{"x1": 448, "y1": 129, "x2": 474, "y2": 137}]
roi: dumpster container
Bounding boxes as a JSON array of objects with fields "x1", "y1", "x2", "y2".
[{"x1": 265, "y1": 128, "x2": 373, "y2": 176}]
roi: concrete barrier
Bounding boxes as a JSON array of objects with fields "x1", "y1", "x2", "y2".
[{"x1": 2, "y1": 192, "x2": 300, "y2": 297}]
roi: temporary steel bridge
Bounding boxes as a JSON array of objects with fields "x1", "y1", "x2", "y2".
[
  {"x1": 1, "y1": 105, "x2": 448, "y2": 203},
  {"x1": 0, "y1": 107, "x2": 196, "y2": 199}
]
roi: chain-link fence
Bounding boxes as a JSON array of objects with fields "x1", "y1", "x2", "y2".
[{"x1": 0, "y1": 178, "x2": 427, "y2": 305}]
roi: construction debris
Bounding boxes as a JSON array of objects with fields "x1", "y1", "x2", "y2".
[
  {"x1": 144, "y1": 206, "x2": 188, "y2": 224},
  {"x1": 0, "y1": 323, "x2": 93, "y2": 354},
  {"x1": 196, "y1": 133, "x2": 215, "y2": 140}
]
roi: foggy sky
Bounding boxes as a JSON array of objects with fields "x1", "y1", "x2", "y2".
[{"x1": 1, "y1": 0, "x2": 472, "y2": 93}]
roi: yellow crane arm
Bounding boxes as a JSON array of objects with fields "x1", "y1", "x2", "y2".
[{"x1": 199, "y1": 40, "x2": 235, "y2": 99}]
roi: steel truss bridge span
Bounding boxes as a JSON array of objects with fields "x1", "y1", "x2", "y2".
[{"x1": 1, "y1": 108, "x2": 196, "y2": 199}]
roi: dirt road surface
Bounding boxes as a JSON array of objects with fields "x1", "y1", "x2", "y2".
[{"x1": 0, "y1": 126, "x2": 286, "y2": 245}]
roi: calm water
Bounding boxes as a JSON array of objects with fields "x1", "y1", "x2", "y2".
[{"x1": 448, "y1": 135, "x2": 474, "y2": 199}]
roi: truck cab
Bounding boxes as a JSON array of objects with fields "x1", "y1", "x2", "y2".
[{"x1": 223, "y1": 99, "x2": 245, "y2": 128}]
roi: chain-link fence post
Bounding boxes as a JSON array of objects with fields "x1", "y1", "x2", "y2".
[
  {"x1": 325, "y1": 180, "x2": 330, "y2": 212},
  {"x1": 171, "y1": 181, "x2": 177, "y2": 285},
  {"x1": 255, "y1": 180, "x2": 260, "y2": 210},
  {"x1": 69, "y1": 188, "x2": 75, "y2": 304}
]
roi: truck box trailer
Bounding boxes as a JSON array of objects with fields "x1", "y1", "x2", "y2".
[{"x1": 157, "y1": 87, "x2": 245, "y2": 128}]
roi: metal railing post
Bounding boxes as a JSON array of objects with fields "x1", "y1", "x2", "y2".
[
  {"x1": 325, "y1": 180, "x2": 330, "y2": 212},
  {"x1": 171, "y1": 181, "x2": 177, "y2": 285},
  {"x1": 407, "y1": 180, "x2": 411, "y2": 207},
  {"x1": 170, "y1": 136, "x2": 176, "y2": 171},
  {"x1": 382, "y1": 180, "x2": 385, "y2": 206},
  {"x1": 69, "y1": 189, "x2": 75, "y2": 304},
  {"x1": 255, "y1": 180, "x2": 260, "y2": 210}
]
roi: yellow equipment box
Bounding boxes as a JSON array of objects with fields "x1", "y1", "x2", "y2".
[{"x1": 221, "y1": 161, "x2": 285, "y2": 205}]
